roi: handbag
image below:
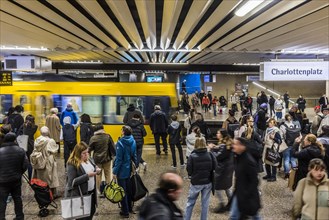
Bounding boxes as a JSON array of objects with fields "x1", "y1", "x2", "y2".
[
  {"x1": 104, "y1": 180, "x2": 125, "y2": 203},
  {"x1": 61, "y1": 185, "x2": 92, "y2": 219},
  {"x1": 16, "y1": 135, "x2": 29, "y2": 152},
  {"x1": 130, "y1": 171, "x2": 148, "y2": 202},
  {"x1": 265, "y1": 144, "x2": 281, "y2": 164}
]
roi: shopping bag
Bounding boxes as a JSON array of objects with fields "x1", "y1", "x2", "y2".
[
  {"x1": 61, "y1": 186, "x2": 92, "y2": 219},
  {"x1": 17, "y1": 135, "x2": 28, "y2": 151},
  {"x1": 130, "y1": 172, "x2": 148, "y2": 202},
  {"x1": 288, "y1": 169, "x2": 296, "y2": 190},
  {"x1": 265, "y1": 145, "x2": 281, "y2": 164}
]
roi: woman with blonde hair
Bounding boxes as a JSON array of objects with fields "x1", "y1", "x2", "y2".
[
  {"x1": 65, "y1": 142, "x2": 100, "y2": 220},
  {"x1": 185, "y1": 136, "x2": 217, "y2": 220},
  {"x1": 292, "y1": 134, "x2": 325, "y2": 190},
  {"x1": 293, "y1": 158, "x2": 329, "y2": 220},
  {"x1": 208, "y1": 128, "x2": 234, "y2": 213}
]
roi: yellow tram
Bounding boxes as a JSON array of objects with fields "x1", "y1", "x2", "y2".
[{"x1": 0, "y1": 81, "x2": 178, "y2": 144}]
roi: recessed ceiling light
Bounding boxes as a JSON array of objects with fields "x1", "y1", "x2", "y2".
[{"x1": 235, "y1": 0, "x2": 265, "y2": 17}]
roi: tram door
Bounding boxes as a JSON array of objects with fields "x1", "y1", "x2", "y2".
[{"x1": 15, "y1": 92, "x2": 51, "y2": 128}]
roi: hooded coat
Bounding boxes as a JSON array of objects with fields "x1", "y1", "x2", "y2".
[
  {"x1": 167, "y1": 121, "x2": 181, "y2": 145},
  {"x1": 45, "y1": 113, "x2": 61, "y2": 143},
  {"x1": 123, "y1": 105, "x2": 144, "y2": 124},
  {"x1": 60, "y1": 107, "x2": 78, "y2": 126},
  {"x1": 89, "y1": 129, "x2": 114, "y2": 165},
  {"x1": 32, "y1": 135, "x2": 59, "y2": 188},
  {"x1": 127, "y1": 118, "x2": 146, "y2": 146},
  {"x1": 113, "y1": 135, "x2": 137, "y2": 179}
]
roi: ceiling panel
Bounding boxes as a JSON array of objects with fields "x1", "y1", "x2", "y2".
[{"x1": 0, "y1": 0, "x2": 328, "y2": 64}]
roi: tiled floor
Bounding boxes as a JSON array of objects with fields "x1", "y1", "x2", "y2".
[{"x1": 5, "y1": 146, "x2": 295, "y2": 220}]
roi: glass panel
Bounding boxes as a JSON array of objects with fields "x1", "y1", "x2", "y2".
[
  {"x1": 0, "y1": 95, "x2": 13, "y2": 123},
  {"x1": 82, "y1": 96, "x2": 102, "y2": 123}
]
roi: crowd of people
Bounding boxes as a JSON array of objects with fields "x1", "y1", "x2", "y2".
[{"x1": 1, "y1": 89, "x2": 329, "y2": 219}]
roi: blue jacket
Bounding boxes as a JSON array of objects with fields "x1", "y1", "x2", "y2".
[
  {"x1": 113, "y1": 135, "x2": 137, "y2": 179},
  {"x1": 60, "y1": 108, "x2": 78, "y2": 126}
]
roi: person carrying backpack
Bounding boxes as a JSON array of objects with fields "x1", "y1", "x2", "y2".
[
  {"x1": 280, "y1": 114, "x2": 301, "y2": 179},
  {"x1": 6, "y1": 105, "x2": 24, "y2": 135},
  {"x1": 222, "y1": 110, "x2": 239, "y2": 138},
  {"x1": 62, "y1": 116, "x2": 77, "y2": 167},
  {"x1": 255, "y1": 103, "x2": 268, "y2": 139}
]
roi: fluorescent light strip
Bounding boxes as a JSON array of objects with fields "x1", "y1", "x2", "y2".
[
  {"x1": 267, "y1": 89, "x2": 280, "y2": 97},
  {"x1": 63, "y1": 60, "x2": 103, "y2": 64},
  {"x1": 130, "y1": 48, "x2": 200, "y2": 52},
  {"x1": 0, "y1": 46, "x2": 48, "y2": 51},
  {"x1": 281, "y1": 49, "x2": 329, "y2": 54},
  {"x1": 235, "y1": 0, "x2": 265, "y2": 17},
  {"x1": 252, "y1": 82, "x2": 266, "y2": 90}
]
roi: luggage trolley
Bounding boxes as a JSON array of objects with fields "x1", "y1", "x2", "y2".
[{"x1": 23, "y1": 174, "x2": 58, "y2": 217}]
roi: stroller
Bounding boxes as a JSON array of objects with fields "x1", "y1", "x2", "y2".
[{"x1": 23, "y1": 174, "x2": 57, "y2": 217}]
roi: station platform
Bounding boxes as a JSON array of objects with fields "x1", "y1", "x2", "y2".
[{"x1": 5, "y1": 146, "x2": 294, "y2": 220}]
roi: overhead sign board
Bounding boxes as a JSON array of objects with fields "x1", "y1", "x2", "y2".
[
  {"x1": 246, "y1": 75, "x2": 260, "y2": 81},
  {"x1": 0, "y1": 71, "x2": 13, "y2": 86},
  {"x1": 262, "y1": 61, "x2": 329, "y2": 81}
]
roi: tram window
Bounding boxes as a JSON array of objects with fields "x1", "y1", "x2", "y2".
[
  {"x1": 82, "y1": 96, "x2": 102, "y2": 123},
  {"x1": 61, "y1": 96, "x2": 82, "y2": 113},
  {"x1": 0, "y1": 95, "x2": 13, "y2": 123},
  {"x1": 103, "y1": 96, "x2": 145, "y2": 124}
]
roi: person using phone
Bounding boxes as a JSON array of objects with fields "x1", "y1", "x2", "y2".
[{"x1": 65, "y1": 142, "x2": 100, "y2": 219}]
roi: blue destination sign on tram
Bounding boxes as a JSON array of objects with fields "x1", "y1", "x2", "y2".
[{"x1": 0, "y1": 71, "x2": 12, "y2": 86}]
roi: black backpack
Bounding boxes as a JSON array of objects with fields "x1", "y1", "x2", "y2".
[{"x1": 284, "y1": 124, "x2": 301, "y2": 146}]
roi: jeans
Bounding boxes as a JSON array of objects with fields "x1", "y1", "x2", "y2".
[
  {"x1": 216, "y1": 189, "x2": 232, "y2": 205},
  {"x1": 276, "y1": 112, "x2": 282, "y2": 120},
  {"x1": 282, "y1": 147, "x2": 297, "y2": 174},
  {"x1": 265, "y1": 164, "x2": 277, "y2": 178},
  {"x1": 117, "y1": 178, "x2": 132, "y2": 215},
  {"x1": 213, "y1": 104, "x2": 217, "y2": 116},
  {"x1": 0, "y1": 180, "x2": 24, "y2": 220},
  {"x1": 154, "y1": 133, "x2": 168, "y2": 155},
  {"x1": 230, "y1": 196, "x2": 261, "y2": 220},
  {"x1": 170, "y1": 143, "x2": 184, "y2": 167},
  {"x1": 136, "y1": 145, "x2": 145, "y2": 166},
  {"x1": 185, "y1": 183, "x2": 212, "y2": 220}
]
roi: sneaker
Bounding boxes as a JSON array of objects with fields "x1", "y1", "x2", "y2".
[
  {"x1": 267, "y1": 177, "x2": 277, "y2": 182},
  {"x1": 143, "y1": 162, "x2": 147, "y2": 171},
  {"x1": 6, "y1": 196, "x2": 12, "y2": 203},
  {"x1": 119, "y1": 212, "x2": 129, "y2": 218},
  {"x1": 180, "y1": 164, "x2": 185, "y2": 168},
  {"x1": 171, "y1": 165, "x2": 177, "y2": 169}
]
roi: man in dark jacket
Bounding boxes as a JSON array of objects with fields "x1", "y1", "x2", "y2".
[
  {"x1": 127, "y1": 114, "x2": 147, "y2": 170},
  {"x1": 139, "y1": 172, "x2": 184, "y2": 220},
  {"x1": 259, "y1": 91, "x2": 268, "y2": 105},
  {"x1": 6, "y1": 105, "x2": 24, "y2": 135},
  {"x1": 0, "y1": 125, "x2": 29, "y2": 220},
  {"x1": 150, "y1": 105, "x2": 168, "y2": 156},
  {"x1": 283, "y1": 91, "x2": 290, "y2": 109},
  {"x1": 230, "y1": 137, "x2": 261, "y2": 219},
  {"x1": 269, "y1": 95, "x2": 276, "y2": 117},
  {"x1": 189, "y1": 113, "x2": 209, "y2": 139},
  {"x1": 60, "y1": 103, "x2": 78, "y2": 126},
  {"x1": 319, "y1": 94, "x2": 328, "y2": 111},
  {"x1": 123, "y1": 103, "x2": 144, "y2": 124}
]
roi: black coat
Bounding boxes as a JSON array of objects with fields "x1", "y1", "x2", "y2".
[
  {"x1": 18, "y1": 124, "x2": 38, "y2": 159},
  {"x1": 296, "y1": 98, "x2": 306, "y2": 109},
  {"x1": 187, "y1": 148, "x2": 217, "y2": 185},
  {"x1": 127, "y1": 119, "x2": 147, "y2": 146},
  {"x1": 0, "y1": 132, "x2": 28, "y2": 183},
  {"x1": 80, "y1": 123, "x2": 94, "y2": 145},
  {"x1": 259, "y1": 94, "x2": 268, "y2": 104},
  {"x1": 319, "y1": 96, "x2": 328, "y2": 106},
  {"x1": 256, "y1": 108, "x2": 267, "y2": 131},
  {"x1": 139, "y1": 189, "x2": 183, "y2": 220},
  {"x1": 234, "y1": 151, "x2": 261, "y2": 216},
  {"x1": 241, "y1": 132, "x2": 264, "y2": 173},
  {"x1": 150, "y1": 111, "x2": 168, "y2": 134},
  {"x1": 167, "y1": 122, "x2": 181, "y2": 145},
  {"x1": 7, "y1": 113, "x2": 24, "y2": 135},
  {"x1": 292, "y1": 143, "x2": 323, "y2": 190},
  {"x1": 211, "y1": 144, "x2": 234, "y2": 190}
]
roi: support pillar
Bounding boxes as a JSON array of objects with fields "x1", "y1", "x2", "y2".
[{"x1": 327, "y1": 80, "x2": 329, "y2": 97}]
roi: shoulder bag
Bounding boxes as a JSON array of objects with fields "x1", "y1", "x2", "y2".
[
  {"x1": 16, "y1": 134, "x2": 29, "y2": 151},
  {"x1": 61, "y1": 181, "x2": 92, "y2": 219},
  {"x1": 265, "y1": 143, "x2": 281, "y2": 165}
]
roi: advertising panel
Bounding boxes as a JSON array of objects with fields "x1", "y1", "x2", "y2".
[{"x1": 263, "y1": 61, "x2": 329, "y2": 81}]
